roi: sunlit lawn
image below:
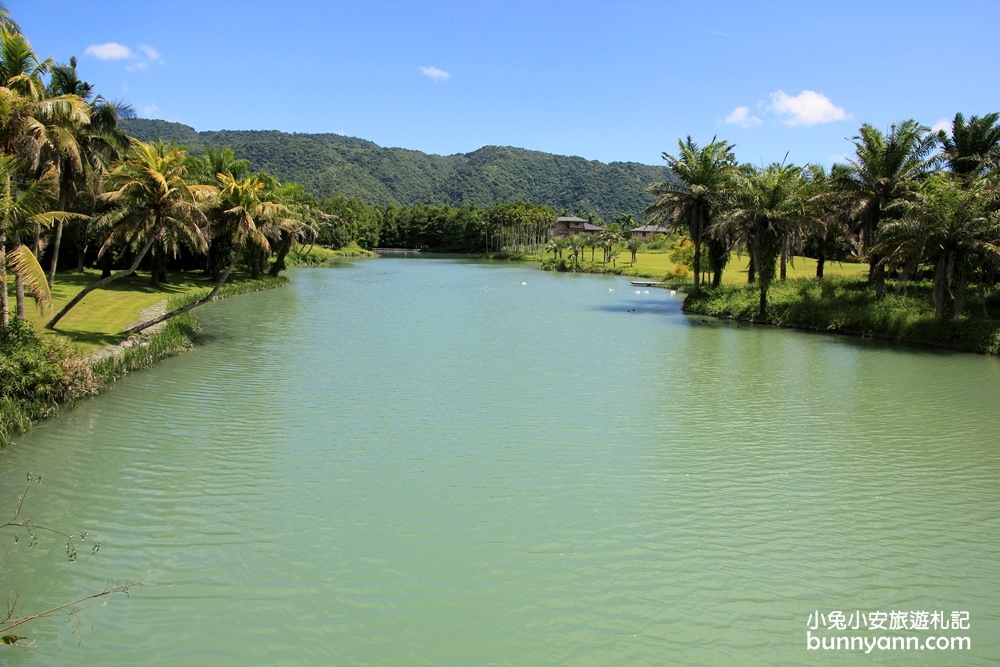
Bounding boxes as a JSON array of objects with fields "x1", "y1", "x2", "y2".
[
  {"x1": 539, "y1": 248, "x2": 870, "y2": 285},
  {"x1": 16, "y1": 270, "x2": 211, "y2": 353}
]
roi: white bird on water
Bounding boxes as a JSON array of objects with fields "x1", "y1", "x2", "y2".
[
  {"x1": 634, "y1": 290, "x2": 641, "y2": 294},
  {"x1": 608, "y1": 287, "x2": 615, "y2": 292},
  {"x1": 670, "y1": 290, "x2": 677, "y2": 296},
  {"x1": 521, "y1": 281, "x2": 527, "y2": 286}
]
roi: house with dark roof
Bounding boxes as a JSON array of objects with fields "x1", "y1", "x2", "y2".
[
  {"x1": 550, "y1": 216, "x2": 605, "y2": 238},
  {"x1": 630, "y1": 224, "x2": 669, "y2": 242}
]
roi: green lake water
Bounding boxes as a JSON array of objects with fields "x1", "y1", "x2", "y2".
[{"x1": 1, "y1": 258, "x2": 999, "y2": 665}]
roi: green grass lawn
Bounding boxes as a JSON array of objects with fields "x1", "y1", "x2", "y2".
[
  {"x1": 17, "y1": 270, "x2": 212, "y2": 353},
  {"x1": 536, "y1": 247, "x2": 870, "y2": 286}
]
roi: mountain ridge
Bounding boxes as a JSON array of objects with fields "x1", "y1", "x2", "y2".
[{"x1": 121, "y1": 118, "x2": 670, "y2": 220}]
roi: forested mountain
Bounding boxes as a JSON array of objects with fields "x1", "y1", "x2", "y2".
[{"x1": 121, "y1": 119, "x2": 670, "y2": 220}]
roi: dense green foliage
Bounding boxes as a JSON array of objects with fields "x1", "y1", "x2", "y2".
[
  {"x1": 647, "y1": 115, "x2": 1000, "y2": 329},
  {"x1": 0, "y1": 317, "x2": 97, "y2": 446},
  {"x1": 683, "y1": 278, "x2": 1000, "y2": 354},
  {"x1": 121, "y1": 119, "x2": 668, "y2": 221}
]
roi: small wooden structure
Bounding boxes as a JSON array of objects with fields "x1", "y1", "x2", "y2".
[
  {"x1": 550, "y1": 216, "x2": 605, "y2": 238},
  {"x1": 629, "y1": 224, "x2": 669, "y2": 242}
]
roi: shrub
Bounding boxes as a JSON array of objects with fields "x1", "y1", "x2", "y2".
[{"x1": 0, "y1": 319, "x2": 97, "y2": 446}]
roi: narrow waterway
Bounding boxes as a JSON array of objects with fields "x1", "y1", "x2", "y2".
[{"x1": 2, "y1": 258, "x2": 998, "y2": 665}]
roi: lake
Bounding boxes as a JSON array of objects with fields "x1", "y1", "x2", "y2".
[{"x1": 2, "y1": 258, "x2": 999, "y2": 665}]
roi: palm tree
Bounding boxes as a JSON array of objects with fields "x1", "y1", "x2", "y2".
[
  {"x1": 645, "y1": 136, "x2": 736, "y2": 291},
  {"x1": 45, "y1": 140, "x2": 213, "y2": 329},
  {"x1": 875, "y1": 173, "x2": 1000, "y2": 319},
  {"x1": 44, "y1": 56, "x2": 132, "y2": 284},
  {"x1": 801, "y1": 164, "x2": 854, "y2": 279},
  {"x1": 626, "y1": 236, "x2": 642, "y2": 265},
  {"x1": 568, "y1": 234, "x2": 586, "y2": 268},
  {"x1": 836, "y1": 119, "x2": 937, "y2": 297},
  {"x1": 0, "y1": 157, "x2": 68, "y2": 327},
  {"x1": 938, "y1": 112, "x2": 1000, "y2": 181},
  {"x1": 0, "y1": 28, "x2": 93, "y2": 284},
  {"x1": 0, "y1": 2, "x2": 18, "y2": 34},
  {"x1": 585, "y1": 233, "x2": 597, "y2": 262},
  {"x1": 598, "y1": 229, "x2": 621, "y2": 263},
  {"x1": 725, "y1": 161, "x2": 810, "y2": 320},
  {"x1": 123, "y1": 172, "x2": 285, "y2": 334},
  {"x1": 545, "y1": 235, "x2": 567, "y2": 260}
]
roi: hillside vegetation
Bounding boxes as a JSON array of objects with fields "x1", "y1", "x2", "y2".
[{"x1": 121, "y1": 119, "x2": 671, "y2": 220}]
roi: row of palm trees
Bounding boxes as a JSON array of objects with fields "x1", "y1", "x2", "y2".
[
  {"x1": 0, "y1": 7, "x2": 321, "y2": 332},
  {"x1": 545, "y1": 229, "x2": 624, "y2": 266},
  {"x1": 645, "y1": 115, "x2": 1000, "y2": 320}
]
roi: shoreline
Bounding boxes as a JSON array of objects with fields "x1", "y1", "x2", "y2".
[
  {"x1": 681, "y1": 278, "x2": 1000, "y2": 356},
  {"x1": 1, "y1": 276, "x2": 288, "y2": 448}
]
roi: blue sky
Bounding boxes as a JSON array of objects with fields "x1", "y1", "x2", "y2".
[{"x1": 10, "y1": 0, "x2": 1000, "y2": 167}]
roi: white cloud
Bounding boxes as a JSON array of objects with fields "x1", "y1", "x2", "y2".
[
  {"x1": 140, "y1": 103, "x2": 160, "y2": 117},
  {"x1": 85, "y1": 41, "x2": 163, "y2": 71},
  {"x1": 768, "y1": 90, "x2": 848, "y2": 126},
  {"x1": 138, "y1": 45, "x2": 163, "y2": 63},
  {"x1": 930, "y1": 118, "x2": 952, "y2": 135},
  {"x1": 84, "y1": 42, "x2": 134, "y2": 60},
  {"x1": 419, "y1": 66, "x2": 450, "y2": 82},
  {"x1": 725, "y1": 105, "x2": 762, "y2": 128}
]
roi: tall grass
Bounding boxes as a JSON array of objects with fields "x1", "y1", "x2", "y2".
[{"x1": 684, "y1": 276, "x2": 1000, "y2": 354}]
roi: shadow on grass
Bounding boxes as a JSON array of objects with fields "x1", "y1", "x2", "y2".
[
  {"x1": 55, "y1": 328, "x2": 126, "y2": 349},
  {"x1": 50, "y1": 270, "x2": 216, "y2": 295}
]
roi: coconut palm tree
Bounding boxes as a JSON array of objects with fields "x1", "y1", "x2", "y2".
[
  {"x1": 0, "y1": 28, "x2": 92, "y2": 283},
  {"x1": 0, "y1": 2, "x2": 18, "y2": 34},
  {"x1": 44, "y1": 56, "x2": 132, "y2": 284},
  {"x1": 45, "y1": 140, "x2": 213, "y2": 329},
  {"x1": 645, "y1": 136, "x2": 736, "y2": 291},
  {"x1": 123, "y1": 172, "x2": 286, "y2": 334},
  {"x1": 0, "y1": 157, "x2": 77, "y2": 327},
  {"x1": 836, "y1": 119, "x2": 937, "y2": 297}
]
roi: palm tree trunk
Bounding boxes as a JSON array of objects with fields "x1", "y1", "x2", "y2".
[
  {"x1": 12, "y1": 234, "x2": 25, "y2": 319},
  {"x1": 0, "y1": 232, "x2": 8, "y2": 329},
  {"x1": 15, "y1": 272, "x2": 24, "y2": 319},
  {"x1": 870, "y1": 257, "x2": 887, "y2": 298},
  {"x1": 47, "y1": 220, "x2": 64, "y2": 287},
  {"x1": 757, "y1": 280, "x2": 768, "y2": 321},
  {"x1": 933, "y1": 256, "x2": 948, "y2": 320},
  {"x1": 46, "y1": 233, "x2": 158, "y2": 329},
  {"x1": 123, "y1": 256, "x2": 236, "y2": 335},
  {"x1": 269, "y1": 231, "x2": 294, "y2": 277}
]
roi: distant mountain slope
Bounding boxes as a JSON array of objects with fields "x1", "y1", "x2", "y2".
[{"x1": 121, "y1": 119, "x2": 671, "y2": 220}]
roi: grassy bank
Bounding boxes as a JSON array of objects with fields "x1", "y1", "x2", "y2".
[
  {"x1": 2, "y1": 273, "x2": 287, "y2": 447},
  {"x1": 286, "y1": 243, "x2": 377, "y2": 266},
  {"x1": 23, "y1": 269, "x2": 211, "y2": 353},
  {"x1": 536, "y1": 247, "x2": 868, "y2": 287},
  {"x1": 683, "y1": 277, "x2": 1000, "y2": 354}
]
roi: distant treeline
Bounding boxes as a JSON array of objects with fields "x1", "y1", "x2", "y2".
[{"x1": 121, "y1": 119, "x2": 669, "y2": 222}]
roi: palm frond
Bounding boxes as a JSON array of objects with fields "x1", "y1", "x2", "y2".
[{"x1": 6, "y1": 243, "x2": 51, "y2": 312}]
